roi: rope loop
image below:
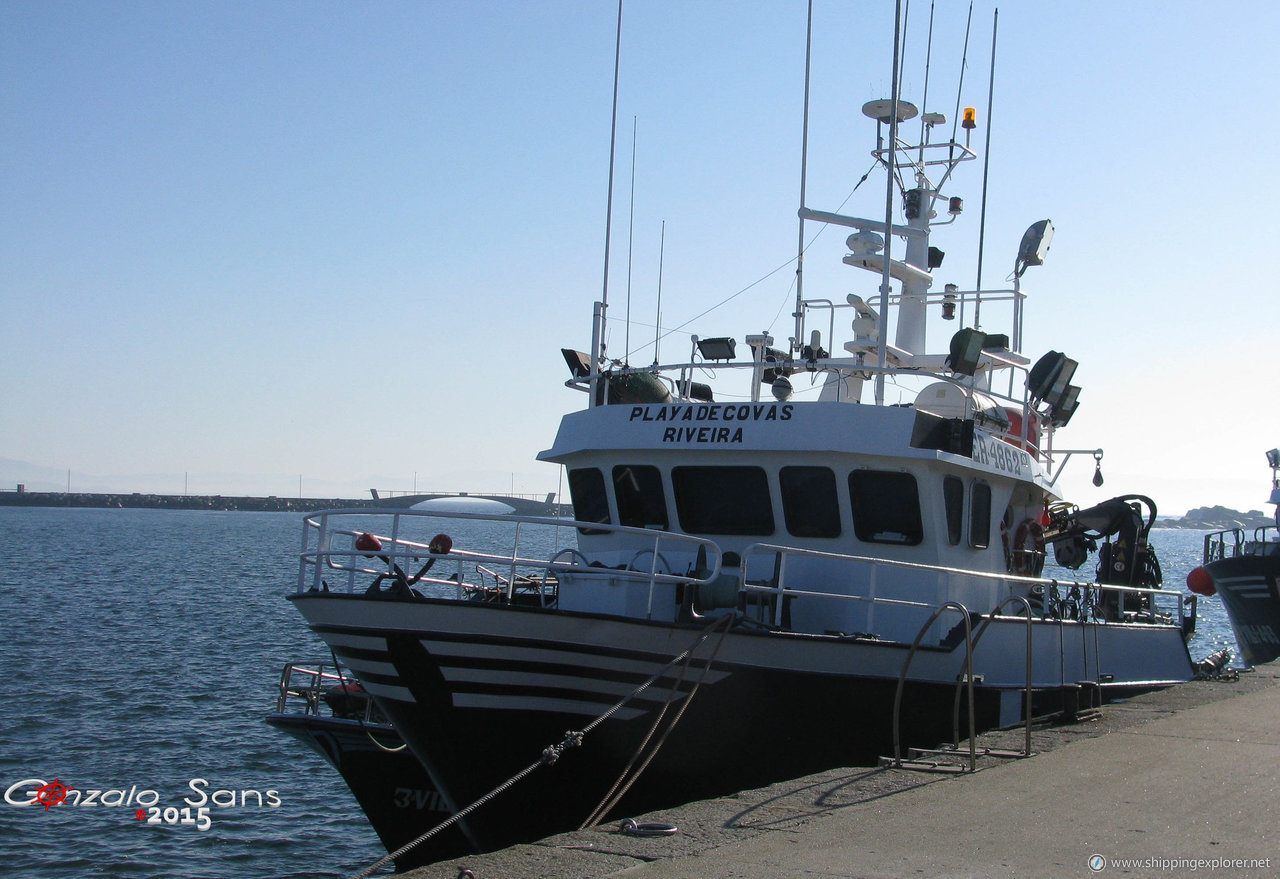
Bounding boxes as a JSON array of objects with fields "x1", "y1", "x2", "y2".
[{"x1": 619, "y1": 818, "x2": 678, "y2": 837}]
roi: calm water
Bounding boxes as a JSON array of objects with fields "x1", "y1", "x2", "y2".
[{"x1": 0, "y1": 508, "x2": 1237, "y2": 877}]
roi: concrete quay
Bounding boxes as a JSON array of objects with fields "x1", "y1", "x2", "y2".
[{"x1": 397, "y1": 665, "x2": 1280, "y2": 879}]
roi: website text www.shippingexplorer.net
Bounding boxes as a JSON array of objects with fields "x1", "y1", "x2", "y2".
[{"x1": 1088, "y1": 854, "x2": 1272, "y2": 873}]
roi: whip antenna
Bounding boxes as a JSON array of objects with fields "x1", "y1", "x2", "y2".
[
  {"x1": 875, "y1": 0, "x2": 905, "y2": 405},
  {"x1": 918, "y1": 1, "x2": 936, "y2": 164},
  {"x1": 625, "y1": 116, "x2": 636, "y2": 361},
  {"x1": 592, "y1": 0, "x2": 624, "y2": 405},
  {"x1": 793, "y1": 0, "x2": 814, "y2": 354},
  {"x1": 653, "y1": 220, "x2": 665, "y2": 366},
  {"x1": 949, "y1": 2, "x2": 974, "y2": 147},
  {"x1": 973, "y1": 8, "x2": 998, "y2": 327}
]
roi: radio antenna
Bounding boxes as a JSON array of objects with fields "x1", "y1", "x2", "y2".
[
  {"x1": 594, "y1": 0, "x2": 624, "y2": 392},
  {"x1": 973, "y1": 7, "x2": 998, "y2": 328},
  {"x1": 918, "y1": 1, "x2": 936, "y2": 165},
  {"x1": 653, "y1": 220, "x2": 666, "y2": 366},
  {"x1": 793, "y1": 0, "x2": 814, "y2": 356},
  {"x1": 875, "y1": 0, "x2": 904, "y2": 406},
  {"x1": 624, "y1": 116, "x2": 636, "y2": 362},
  {"x1": 949, "y1": 2, "x2": 974, "y2": 147}
]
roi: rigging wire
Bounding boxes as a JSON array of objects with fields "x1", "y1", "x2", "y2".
[
  {"x1": 765, "y1": 164, "x2": 876, "y2": 334},
  {"x1": 631, "y1": 161, "x2": 878, "y2": 353}
]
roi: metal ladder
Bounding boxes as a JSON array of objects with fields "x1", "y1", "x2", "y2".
[{"x1": 879, "y1": 596, "x2": 1036, "y2": 773}]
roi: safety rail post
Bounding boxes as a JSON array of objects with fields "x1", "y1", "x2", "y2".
[
  {"x1": 507, "y1": 521, "x2": 523, "y2": 602},
  {"x1": 644, "y1": 531, "x2": 662, "y2": 620},
  {"x1": 298, "y1": 514, "x2": 319, "y2": 593},
  {"x1": 881, "y1": 601, "x2": 977, "y2": 773},
  {"x1": 773, "y1": 550, "x2": 790, "y2": 628}
]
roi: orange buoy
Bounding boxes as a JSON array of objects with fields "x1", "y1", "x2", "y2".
[{"x1": 1186, "y1": 566, "x2": 1216, "y2": 596}]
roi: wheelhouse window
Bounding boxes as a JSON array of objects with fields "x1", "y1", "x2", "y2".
[
  {"x1": 970, "y1": 481, "x2": 992, "y2": 549},
  {"x1": 567, "y1": 468, "x2": 610, "y2": 534},
  {"x1": 848, "y1": 470, "x2": 923, "y2": 545},
  {"x1": 780, "y1": 466, "x2": 841, "y2": 538},
  {"x1": 672, "y1": 466, "x2": 774, "y2": 536},
  {"x1": 612, "y1": 465, "x2": 668, "y2": 529},
  {"x1": 943, "y1": 476, "x2": 964, "y2": 545}
]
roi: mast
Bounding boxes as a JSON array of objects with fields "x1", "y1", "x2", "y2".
[
  {"x1": 591, "y1": 0, "x2": 624, "y2": 407},
  {"x1": 974, "y1": 8, "x2": 998, "y2": 326},
  {"x1": 874, "y1": 0, "x2": 905, "y2": 405},
  {"x1": 793, "y1": 0, "x2": 814, "y2": 357}
]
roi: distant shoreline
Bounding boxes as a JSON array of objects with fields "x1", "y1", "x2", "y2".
[{"x1": 0, "y1": 490, "x2": 376, "y2": 513}]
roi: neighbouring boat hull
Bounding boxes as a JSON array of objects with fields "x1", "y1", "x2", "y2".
[
  {"x1": 1203, "y1": 555, "x2": 1280, "y2": 666},
  {"x1": 266, "y1": 712, "x2": 474, "y2": 868}
]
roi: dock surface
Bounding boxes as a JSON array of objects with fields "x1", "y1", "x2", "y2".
[{"x1": 392, "y1": 666, "x2": 1279, "y2": 879}]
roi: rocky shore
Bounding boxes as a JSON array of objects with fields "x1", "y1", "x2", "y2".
[{"x1": 1155, "y1": 505, "x2": 1273, "y2": 530}]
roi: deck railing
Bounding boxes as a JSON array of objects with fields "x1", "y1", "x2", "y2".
[
  {"x1": 737, "y1": 541, "x2": 1191, "y2": 631},
  {"x1": 298, "y1": 508, "x2": 723, "y2": 614},
  {"x1": 274, "y1": 662, "x2": 384, "y2": 724}
]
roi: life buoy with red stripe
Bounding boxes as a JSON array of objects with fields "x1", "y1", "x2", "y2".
[{"x1": 1010, "y1": 518, "x2": 1046, "y2": 576}]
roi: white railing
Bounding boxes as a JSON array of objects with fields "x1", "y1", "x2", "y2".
[
  {"x1": 273, "y1": 662, "x2": 381, "y2": 723},
  {"x1": 736, "y1": 542, "x2": 1190, "y2": 633},
  {"x1": 298, "y1": 508, "x2": 723, "y2": 613}
]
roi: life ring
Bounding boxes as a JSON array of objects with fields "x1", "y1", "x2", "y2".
[{"x1": 1010, "y1": 518, "x2": 1045, "y2": 576}]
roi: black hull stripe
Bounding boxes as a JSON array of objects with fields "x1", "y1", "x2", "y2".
[
  {"x1": 313, "y1": 620, "x2": 722, "y2": 666},
  {"x1": 332, "y1": 640, "x2": 701, "y2": 689},
  {"x1": 331, "y1": 645, "x2": 702, "y2": 708}
]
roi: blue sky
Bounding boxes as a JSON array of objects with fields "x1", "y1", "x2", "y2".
[{"x1": 2, "y1": 1, "x2": 1277, "y2": 516}]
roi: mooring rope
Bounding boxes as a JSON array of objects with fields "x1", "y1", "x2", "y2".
[
  {"x1": 578, "y1": 612, "x2": 734, "y2": 829},
  {"x1": 348, "y1": 614, "x2": 737, "y2": 879}
]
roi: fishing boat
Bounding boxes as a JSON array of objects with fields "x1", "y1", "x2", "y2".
[
  {"x1": 1187, "y1": 450, "x2": 1280, "y2": 665},
  {"x1": 266, "y1": 662, "x2": 473, "y2": 869},
  {"x1": 285, "y1": 8, "x2": 1197, "y2": 862}
]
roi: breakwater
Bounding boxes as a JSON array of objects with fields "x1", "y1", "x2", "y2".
[{"x1": 0, "y1": 490, "x2": 376, "y2": 513}]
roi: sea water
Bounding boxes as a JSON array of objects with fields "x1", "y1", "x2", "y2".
[{"x1": 0, "y1": 507, "x2": 1239, "y2": 878}]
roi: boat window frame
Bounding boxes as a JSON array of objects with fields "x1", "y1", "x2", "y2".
[
  {"x1": 671, "y1": 465, "x2": 775, "y2": 536},
  {"x1": 943, "y1": 475, "x2": 964, "y2": 546},
  {"x1": 847, "y1": 469, "x2": 924, "y2": 546},
  {"x1": 970, "y1": 480, "x2": 992, "y2": 549},
  {"x1": 567, "y1": 467, "x2": 611, "y2": 535},
  {"x1": 780, "y1": 465, "x2": 842, "y2": 538},
  {"x1": 612, "y1": 464, "x2": 669, "y2": 530}
]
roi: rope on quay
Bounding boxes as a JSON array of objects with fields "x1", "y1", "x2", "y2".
[{"x1": 347, "y1": 613, "x2": 737, "y2": 879}]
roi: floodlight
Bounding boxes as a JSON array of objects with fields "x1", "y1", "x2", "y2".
[
  {"x1": 696, "y1": 337, "x2": 737, "y2": 361},
  {"x1": 1051, "y1": 385, "x2": 1081, "y2": 426},
  {"x1": 947, "y1": 328, "x2": 986, "y2": 376},
  {"x1": 1016, "y1": 219, "x2": 1054, "y2": 276},
  {"x1": 561, "y1": 348, "x2": 592, "y2": 378}
]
